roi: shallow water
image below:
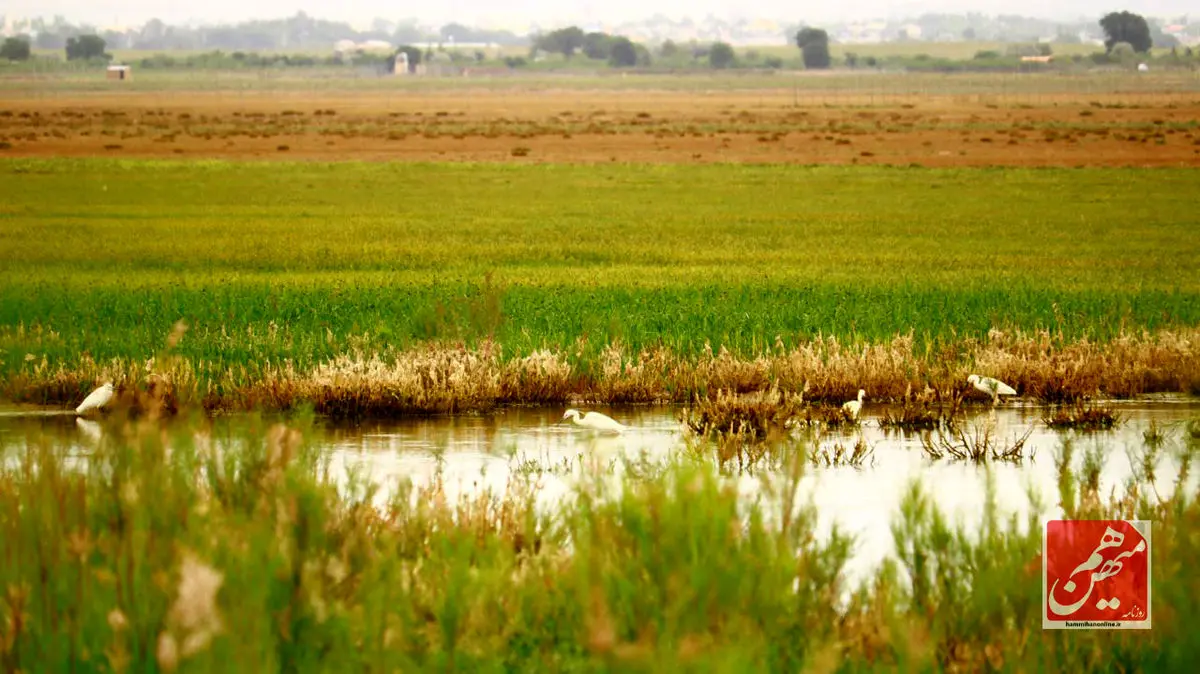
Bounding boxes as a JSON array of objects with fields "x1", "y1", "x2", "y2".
[{"x1": 3, "y1": 397, "x2": 1198, "y2": 585}]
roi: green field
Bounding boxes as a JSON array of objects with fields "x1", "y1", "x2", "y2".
[{"x1": 1, "y1": 158, "x2": 1197, "y2": 391}]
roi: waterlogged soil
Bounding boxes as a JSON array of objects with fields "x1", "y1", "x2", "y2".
[
  {"x1": 4, "y1": 397, "x2": 1198, "y2": 584},
  {"x1": 3, "y1": 88, "x2": 1200, "y2": 167}
]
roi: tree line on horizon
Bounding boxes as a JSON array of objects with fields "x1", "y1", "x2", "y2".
[{"x1": 0, "y1": 11, "x2": 1180, "y2": 72}]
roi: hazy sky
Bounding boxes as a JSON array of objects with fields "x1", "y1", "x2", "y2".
[{"x1": 4, "y1": 1, "x2": 1192, "y2": 29}]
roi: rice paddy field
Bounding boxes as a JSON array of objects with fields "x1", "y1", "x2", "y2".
[{"x1": 1, "y1": 68, "x2": 1199, "y2": 671}]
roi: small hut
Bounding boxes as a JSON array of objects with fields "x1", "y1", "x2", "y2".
[{"x1": 106, "y1": 65, "x2": 132, "y2": 81}]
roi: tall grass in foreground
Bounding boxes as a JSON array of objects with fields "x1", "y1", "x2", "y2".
[{"x1": 1, "y1": 407, "x2": 1197, "y2": 671}]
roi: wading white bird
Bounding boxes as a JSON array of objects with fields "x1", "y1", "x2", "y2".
[
  {"x1": 75, "y1": 382, "x2": 114, "y2": 415},
  {"x1": 561, "y1": 408, "x2": 627, "y2": 435},
  {"x1": 842, "y1": 389, "x2": 866, "y2": 421},
  {"x1": 967, "y1": 374, "x2": 1017, "y2": 404}
]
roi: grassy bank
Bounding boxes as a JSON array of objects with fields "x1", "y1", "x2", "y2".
[
  {"x1": 0, "y1": 409, "x2": 1196, "y2": 671},
  {"x1": 6, "y1": 328, "x2": 1199, "y2": 416},
  {"x1": 2, "y1": 158, "x2": 1197, "y2": 411}
]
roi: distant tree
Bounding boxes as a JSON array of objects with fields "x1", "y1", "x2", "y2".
[
  {"x1": 439, "y1": 22, "x2": 471, "y2": 43},
  {"x1": 962, "y1": 27, "x2": 976, "y2": 40},
  {"x1": 583, "y1": 32, "x2": 614, "y2": 60},
  {"x1": 708, "y1": 41, "x2": 735, "y2": 69},
  {"x1": 1099, "y1": 11, "x2": 1152, "y2": 53},
  {"x1": 795, "y1": 27, "x2": 831, "y2": 69},
  {"x1": 65, "y1": 34, "x2": 108, "y2": 61},
  {"x1": 608, "y1": 36, "x2": 638, "y2": 67},
  {"x1": 659, "y1": 39, "x2": 679, "y2": 58},
  {"x1": 844, "y1": 51, "x2": 858, "y2": 68},
  {"x1": 536, "y1": 26, "x2": 585, "y2": 58},
  {"x1": 0, "y1": 36, "x2": 31, "y2": 61},
  {"x1": 393, "y1": 21, "x2": 430, "y2": 44},
  {"x1": 864, "y1": 55, "x2": 878, "y2": 68}
]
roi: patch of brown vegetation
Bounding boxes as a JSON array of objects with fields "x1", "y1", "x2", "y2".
[
  {"x1": 1, "y1": 89, "x2": 1198, "y2": 167},
  {"x1": 5, "y1": 327, "x2": 1197, "y2": 418},
  {"x1": 678, "y1": 386, "x2": 805, "y2": 441}
]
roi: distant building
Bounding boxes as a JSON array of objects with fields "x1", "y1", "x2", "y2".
[{"x1": 106, "y1": 65, "x2": 132, "y2": 81}]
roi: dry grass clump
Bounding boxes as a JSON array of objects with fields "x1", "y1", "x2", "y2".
[
  {"x1": 809, "y1": 436, "x2": 875, "y2": 468},
  {"x1": 687, "y1": 344, "x2": 773, "y2": 396},
  {"x1": 798, "y1": 404, "x2": 862, "y2": 428},
  {"x1": 768, "y1": 334, "x2": 921, "y2": 404},
  {"x1": 498, "y1": 349, "x2": 574, "y2": 404},
  {"x1": 878, "y1": 404, "x2": 941, "y2": 431},
  {"x1": 678, "y1": 386, "x2": 805, "y2": 441},
  {"x1": 920, "y1": 417, "x2": 1035, "y2": 463},
  {"x1": 584, "y1": 343, "x2": 674, "y2": 404},
  {"x1": 236, "y1": 342, "x2": 577, "y2": 417},
  {"x1": 1041, "y1": 403, "x2": 1124, "y2": 431},
  {"x1": 303, "y1": 345, "x2": 503, "y2": 418},
  {"x1": 1143, "y1": 419, "x2": 1167, "y2": 445},
  {"x1": 4, "y1": 327, "x2": 1198, "y2": 419},
  {"x1": 877, "y1": 384, "x2": 964, "y2": 431},
  {"x1": 970, "y1": 327, "x2": 1200, "y2": 403}
]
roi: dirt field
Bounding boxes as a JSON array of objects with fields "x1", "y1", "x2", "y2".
[{"x1": 3, "y1": 86, "x2": 1199, "y2": 166}]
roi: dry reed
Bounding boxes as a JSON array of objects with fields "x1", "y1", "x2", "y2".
[
  {"x1": 920, "y1": 417, "x2": 1036, "y2": 463},
  {"x1": 1042, "y1": 403, "x2": 1125, "y2": 431},
  {"x1": 3, "y1": 327, "x2": 1197, "y2": 418}
]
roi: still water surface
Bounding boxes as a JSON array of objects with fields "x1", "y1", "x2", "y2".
[{"x1": 3, "y1": 398, "x2": 1198, "y2": 584}]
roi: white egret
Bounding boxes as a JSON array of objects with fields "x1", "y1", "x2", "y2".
[
  {"x1": 75, "y1": 382, "x2": 114, "y2": 415},
  {"x1": 561, "y1": 408, "x2": 627, "y2": 435},
  {"x1": 966, "y1": 374, "x2": 1017, "y2": 404},
  {"x1": 842, "y1": 389, "x2": 866, "y2": 421}
]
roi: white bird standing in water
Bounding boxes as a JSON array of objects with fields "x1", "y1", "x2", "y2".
[
  {"x1": 842, "y1": 389, "x2": 866, "y2": 421},
  {"x1": 561, "y1": 408, "x2": 627, "y2": 435},
  {"x1": 75, "y1": 382, "x2": 114, "y2": 415},
  {"x1": 967, "y1": 374, "x2": 1017, "y2": 404}
]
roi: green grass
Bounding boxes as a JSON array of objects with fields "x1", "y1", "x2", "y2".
[
  {"x1": 1, "y1": 157, "x2": 1197, "y2": 381},
  {"x1": 0, "y1": 410, "x2": 1196, "y2": 671}
]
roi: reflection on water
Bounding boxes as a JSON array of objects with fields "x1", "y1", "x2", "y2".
[{"x1": 3, "y1": 398, "x2": 1199, "y2": 584}]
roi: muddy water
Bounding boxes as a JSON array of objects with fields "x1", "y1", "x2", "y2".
[{"x1": 3, "y1": 398, "x2": 1198, "y2": 585}]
